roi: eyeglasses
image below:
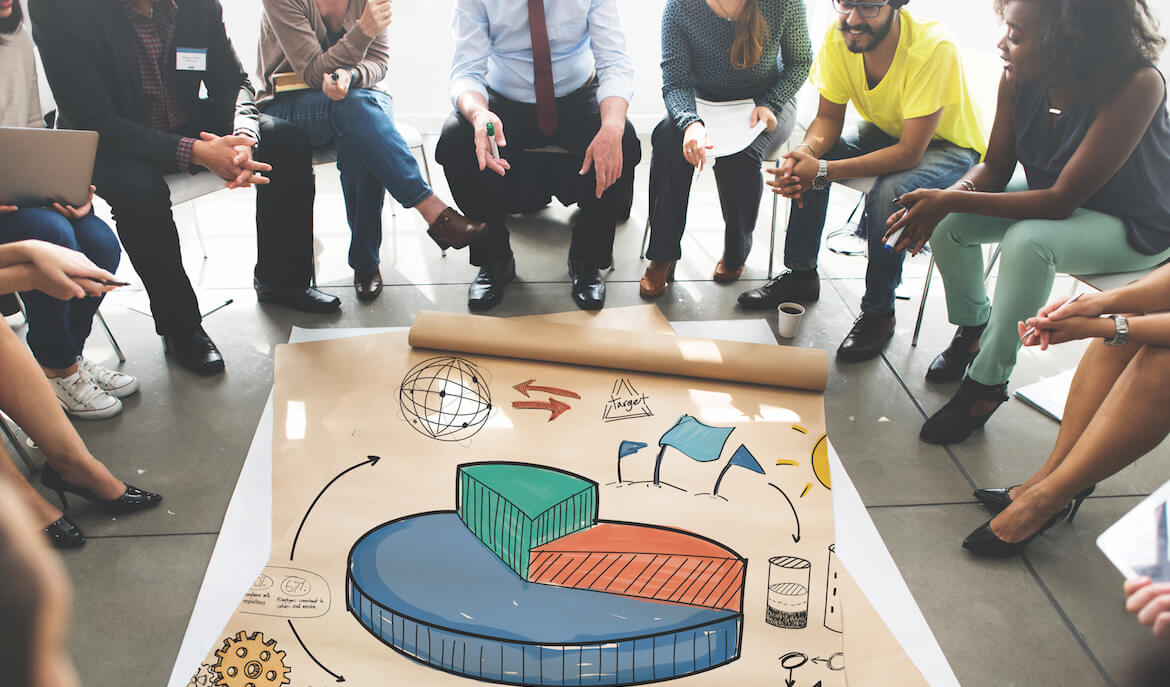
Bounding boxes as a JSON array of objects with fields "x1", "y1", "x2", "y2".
[{"x1": 832, "y1": 0, "x2": 891, "y2": 19}]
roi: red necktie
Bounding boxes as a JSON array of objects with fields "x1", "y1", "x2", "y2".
[{"x1": 527, "y1": 0, "x2": 558, "y2": 136}]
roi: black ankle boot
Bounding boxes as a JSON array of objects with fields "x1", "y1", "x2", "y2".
[
  {"x1": 920, "y1": 376, "x2": 1008, "y2": 445},
  {"x1": 925, "y1": 323, "x2": 986, "y2": 383}
]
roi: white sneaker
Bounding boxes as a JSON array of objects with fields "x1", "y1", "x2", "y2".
[
  {"x1": 76, "y1": 357, "x2": 139, "y2": 398},
  {"x1": 48, "y1": 371, "x2": 122, "y2": 420}
]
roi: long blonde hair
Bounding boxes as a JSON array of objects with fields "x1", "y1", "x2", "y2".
[{"x1": 729, "y1": 0, "x2": 769, "y2": 69}]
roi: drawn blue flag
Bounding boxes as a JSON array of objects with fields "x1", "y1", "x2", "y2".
[
  {"x1": 618, "y1": 440, "x2": 648, "y2": 458},
  {"x1": 712, "y1": 444, "x2": 765, "y2": 496},
  {"x1": 658, "y1": 415, "x2": 734, "y2": 463},
  {"x1": 727, "y1": 444, "x2": 765, "y2": 474}
]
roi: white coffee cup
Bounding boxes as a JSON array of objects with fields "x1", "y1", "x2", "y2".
[{"x1": 776, "y1": 302, "x2": 806, "y2": 339}]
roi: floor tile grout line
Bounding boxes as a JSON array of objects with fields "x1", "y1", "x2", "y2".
[
  {"x1": 1020, "y1": 554, "x2": 1118, "y2": 687},
  {"x1": 823, "y1": 277, "x2": 978, "y2": 491},
  {"x1": 82, "y1": 531, "x2": 220, "y2": 540}
]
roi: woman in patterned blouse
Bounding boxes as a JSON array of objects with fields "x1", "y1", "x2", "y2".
[{"x1": 640, "y1": 0, "x2": 812, "y2": 297}]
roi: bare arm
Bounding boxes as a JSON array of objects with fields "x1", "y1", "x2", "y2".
[
  {"x1": 827, "y1": 109, "x2": 944, "y2": 181},
  {"x1": 938, "y1": 68, "x2": 1164, "y2": 221}
]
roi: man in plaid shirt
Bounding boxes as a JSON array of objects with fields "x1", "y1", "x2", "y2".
[{"x1": 31, "y1": 0, "x2": 340, "y2": 376}]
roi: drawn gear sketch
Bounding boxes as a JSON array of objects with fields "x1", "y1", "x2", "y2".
[{"x1": 212, "y1": 631, "x2": 291, "y2": 687}]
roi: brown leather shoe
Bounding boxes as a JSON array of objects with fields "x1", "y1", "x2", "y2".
[
  {"x1": 639, "y1": 260, "x2": 676, "y2": 299},
  {"x1": 427, "y1": 206, "x2": 487, "y2": 250},
  {"x1": 713, "y1": 259, "x2": 744, "y2": 283},
  {"x1": 354, "y1": 268, "x2": 383, "y2": 302}
]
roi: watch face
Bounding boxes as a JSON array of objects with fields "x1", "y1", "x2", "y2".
[{"x1": 812, "y1": 175, "x2": 829, "y2": 191}]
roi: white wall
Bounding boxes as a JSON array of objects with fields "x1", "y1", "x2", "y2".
[{"x1": 220, "y1": 0, "x2": 1170, "y2": 134}]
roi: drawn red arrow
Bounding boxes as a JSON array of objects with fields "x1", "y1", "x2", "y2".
[
  {"x1": 513, "y1": 379, "x2": 581, "y2": 399},
  {"x1": 512, "y1": 398, "x2": 572, "y2": 421}
]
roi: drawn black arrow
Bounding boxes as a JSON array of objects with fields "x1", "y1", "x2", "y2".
[
  {"x1": 288, "y1": 619, "x2": 345, "y2": 682},
  {"x1": 768, "y1": 482, "x2": 801, "y2": 543},
  {"x1": 290, "y1": 455, "x2": 381, "y2": 560}
]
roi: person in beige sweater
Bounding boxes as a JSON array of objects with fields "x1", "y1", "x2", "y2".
[{"x1": 258, "y1": 0, "x2": 486, "y2": 302}]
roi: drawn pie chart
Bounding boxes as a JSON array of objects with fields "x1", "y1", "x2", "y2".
[{"x1": 347, "y1": 463, "x2": 746, "y2": 686}]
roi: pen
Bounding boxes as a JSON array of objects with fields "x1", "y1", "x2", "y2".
[
  {"x1": 94, "y1": 279, "x2": 130, "y2": 287},
  {"x1": 884, "y1": 196, "x2": 911, "y2": 250},
  {"x1": 1021, "y1": 293, "x2": 1083, "y2": 341},
  {"x1": 485, "y1": 122, "x2": 500, "y2": 160}
]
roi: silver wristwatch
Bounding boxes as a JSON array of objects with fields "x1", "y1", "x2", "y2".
[
  {"x1": 811, "y1": 159, "x2": 830, "y2": 191},
  {"x1": 1104, "y1": 314, "x2": 1129, "y2": 346}
]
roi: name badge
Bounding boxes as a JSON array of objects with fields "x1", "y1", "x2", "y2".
[{"x1": 176, "y1": 48, "x2": 207, "y2": 72}]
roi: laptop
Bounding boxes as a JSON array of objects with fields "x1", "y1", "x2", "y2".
[{"x1": 0, "y1": 126, "x2": 98, "y2": 208}]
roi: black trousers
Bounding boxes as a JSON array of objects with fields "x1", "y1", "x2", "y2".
[
  {"x1": 645, "y1": 101, "x2": 796, "y2": 267},
  {"x1": 93, "y1": 114, "x2": 315, "y2": 335},
  {"x1": 435, "y1": 80, "x2": 641, "y2": 269}
]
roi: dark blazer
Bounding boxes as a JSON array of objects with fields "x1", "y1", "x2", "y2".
[{"x1": 29, "y1": 0, "x2": 260, "y2": 165}]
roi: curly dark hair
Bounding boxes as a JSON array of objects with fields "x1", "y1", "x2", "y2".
[{"x1": 994, "y1": 0, "x2": 1166, "y2": 95}]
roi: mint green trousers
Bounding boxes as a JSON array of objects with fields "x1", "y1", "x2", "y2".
[{"x1": 930, "y1": 182, "x2": 1170, "y2": 386}]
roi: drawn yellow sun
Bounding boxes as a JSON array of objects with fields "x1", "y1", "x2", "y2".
[{"x1": 811, "y1": 433, "x2": 831, "y2": 490}]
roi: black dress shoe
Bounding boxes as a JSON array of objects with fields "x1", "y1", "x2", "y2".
[
  {"x1": 468, "y1": 256, "x2": 516, "y2": 311},
  {"x1": 568, "y1": 260, "x2": 606, "y2": 311},
  {"x1": 255, "y1": 278, "x2": 341, "y2": 313},
  {"x1": 920, "y1": 376, "x2": 1008, "y2": 444},
  {"x1": 41, "y1": 464, "x2": 162, "y2": 515},
  {"x1": 163, "y1": 325, "x2": 224, "y2": 375},
  {"x1": 836, "y1": 312, "x2": 896, "y2": 362},
  {"x1": 737, "y1": 270, "x2": 820, "y2": 310},
  {"x1": 44, "y1": 516, "x2": 86, "y2": 549},
  {"x1": 354, "y1": 268, "x2": 383, "y2": 302},
  {"x1": 926, "y1": 323, "x2": 986, "y2": 383}
]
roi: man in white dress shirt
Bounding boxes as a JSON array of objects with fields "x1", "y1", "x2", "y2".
[{"x1": 435, "y1": 0, "x2": 640, "y2": 311}]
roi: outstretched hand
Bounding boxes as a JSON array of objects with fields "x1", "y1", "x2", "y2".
[
  {"x1": 883, "y1": 188, "x2": 949, "y2": 255},
  {"x1": 19, "y1": 239, "x2": 119, "y2": 300},
  {"x1": 1125, "y1": 577, "x2": 1170, "y2": 642}
]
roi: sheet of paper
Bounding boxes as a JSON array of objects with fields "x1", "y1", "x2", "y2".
[
  {"x1": 167, "y1": 311, "x2": 956, "y2": 687},
  {"x1": 1013, "y1": 368, "x2": 1075, "y2": 422},
  {"x1": 696, "y1": 97, "x2": 766, "y2": 159},
  {"x1": 1098, "y1": 478, "x2": 1170, "y2": 581}
]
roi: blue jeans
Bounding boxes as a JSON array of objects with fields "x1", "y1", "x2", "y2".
[
  {"x1": 783, "y1": 122, "x2": 980, "y2": 315},
  {"x1": 0, "y1": 208, "x2": 120, "y2": 368},
  {"x1": 262, "y1": 88, "x2": 433, "y2": 275}
]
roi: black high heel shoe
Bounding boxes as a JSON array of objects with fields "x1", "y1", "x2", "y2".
[
  {"x1": 920, "y1": 376, "x2": 1008, "y2": 445},
  {"x1": 974, "y1": 484, "x2": 1096, "y2": 516},
  {"x1": 44, "y1": 516, "x2": 86, "y2": 549},
  {"x1": 962, "y1": 488, "x2": 1094, "y2": 558},
  {"x1": 40, "y1": 464, "x2": 162, "y2": 515},
  {"x1": 925, "y1": 323, "x2": 986, "y2": 383}
]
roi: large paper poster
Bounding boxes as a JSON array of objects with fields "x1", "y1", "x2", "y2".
[{"x1": 189, "y1": 308, "x2": 850, "y2": 687}]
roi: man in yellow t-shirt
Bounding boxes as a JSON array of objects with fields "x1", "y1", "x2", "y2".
[{"x1": 739, "y1": 0, "x2": 986, "y2": 362}]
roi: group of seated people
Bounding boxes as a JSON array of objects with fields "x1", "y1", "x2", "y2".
[{"x1": 2, "y1": 0, "x2": 1170, "y2": 663}]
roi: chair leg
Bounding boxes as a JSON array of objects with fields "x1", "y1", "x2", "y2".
[
  {"x1": 189, "y1": 201, "x2": 209, "y2": 260},
  {"x1": 96, "y1": 310, "x2": 126, "y2": 364},
  {"x1": 983, "y1": 244, "x2": 1001, "y2": 281},
  {"x1": 640, "y1": 216, "x2": 651, "y2": 261},
  {"x1": 911, "y1": 254, "x2": 935, "y2": 347},
  {"x1": 0, "y1": 413, "x2": 37, "y2": 474}
]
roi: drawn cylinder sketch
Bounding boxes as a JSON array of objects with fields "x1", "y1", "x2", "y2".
[
  {"x1": 824, "y1": 544, "x2": 843, "y2": 632},
  {"x1": 766, "y1": 556, "x2": 811, "y2": 629}
]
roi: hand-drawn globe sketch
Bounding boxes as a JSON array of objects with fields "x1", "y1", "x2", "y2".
[{"x1": 398, "y1": 356, "x2": 493, "y2": 442}]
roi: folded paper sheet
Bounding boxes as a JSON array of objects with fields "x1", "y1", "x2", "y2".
[{"x1": 187, "y1": 308, "x2": 907, "y2": 687}]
